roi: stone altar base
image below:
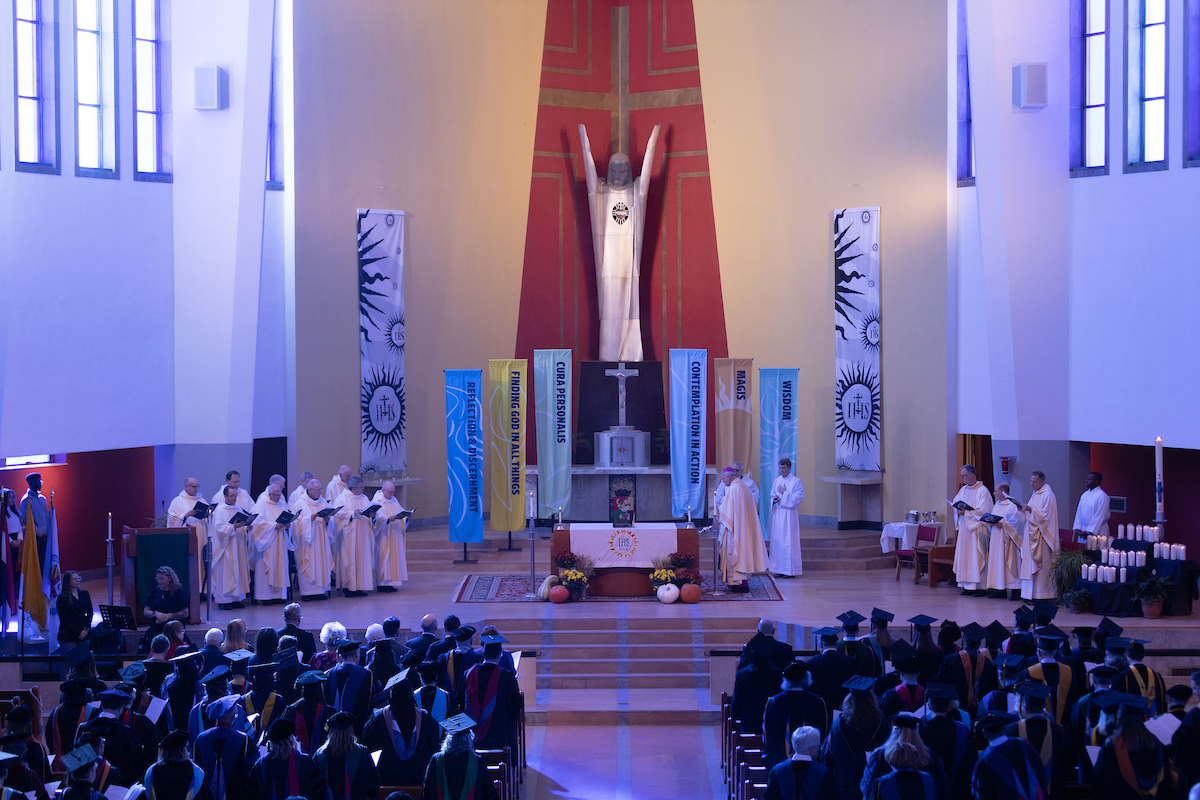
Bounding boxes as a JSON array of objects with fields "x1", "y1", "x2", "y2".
[{"x1": 526, "y1": 465, "x2": 718, "y2": 522}]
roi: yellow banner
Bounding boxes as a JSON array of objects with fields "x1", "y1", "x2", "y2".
[
  {"x1": 489, "y1": 359, "x2": 528, "y2": 532},
  {"x1": 714, "y1": 358, "x2": 754, "y2": 479}
]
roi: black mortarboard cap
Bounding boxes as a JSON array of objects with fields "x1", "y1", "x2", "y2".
[
  {"x1": 296, "y1": 671, "x2": 326, "y2": 686},
  {"x1": 908, "y1": 614, "x2": 937, "y2": 629},
  {"x1": 201, "y1": 665, "x2": 232, "y2": 685},
  {"x1": 60, "y1": 744, "x2": 98, "y2": 774},
  {"x1": 60, "y1": 678, "x2": 91, "y2": 698},
  {"x1": 4, "y1": 706, "x2": 33, "y2": 726},
  {"x1": 994, "y1": 654, "x2": 1024, "y2": 672},
  {"x1": 977, "y1": 710, "x2": 1016, "y2": 732},
  {"x1": 161, "y1": 731, "x2": 190, "y2": 750},
  {"x1": 1095, "y1": 692, "x2": 1152, "y2": 714},
  {"x1": 1167, "y1": 685, "x2": 1193, "y2": 704},
  {"x1": 118, "y1": 662, "x2": 146, "y2": 682},
  {"x1": 1105, "y1": 637, "x2": 1129, "y2": 654},
  {"x1": 814, "y1": 626, "x2": 841, "y2": 638},
  {"x1": 480, "y1": 633, "x2": 508, "y2": 645},
  {"x1": 0, "y1": 732, "x2": 31, "y2": 749},
  {"x1": 1013, "y1": 606, "x2": 1035, "y2": 625},
  {"x1": 871, "y1": 608, "x2": 894, "y2": 624},
  {"x1": 1088, "y1": 664, "x2": 1119, "y2": 680},
  {"x1": 1073, "y1": 626, "x2": 1095, "y2": 638},
  {"x1": 962, "y1": 622, "x2": 987, "y2": 643},
  {"x1": 336, "y1": 640, "x2": 361, "y2": 655},
  {"x1": 324, "y1": 712, "x2": 355, "y2": 731},
  {"x1": 837, "y1": 611, "x2": 867, "y2": 630},
  {"x1": 224, "y1": 649, "x2": 254, "y2": 664},
  {"x1": 926, "y1": 684, "x2": 958, "y2": 700},
  {"x1": 417, "y1": 661, "x2": 442, "y2": 682},
  {"x1": 891, "y1": 713, "x2": 919, "y2": 729},
  {"x1": 782, "y1": 662, "x2": 808, "y2": 683},
  {"x1": 986, "y1": 621, "x2": 1011, "y2": 647},
  {"x1": 440, "y1": 713, "x2": 477, "y2": 734},
  {"x1": 1036, "y1": 634, "x2": 1064, "y2": 651},
  {"x1": 265, "y1": 718, "x2": 296, "y2": 742},
  {"x1": 453, "y1": 626, "x2": 478, "y2": 642},
  {"x1": 1033, "y1": 601, "x2": 1058, "y2": 620},
  {"x1": 1097, "y1": 617, "x2": 1123, "y2": 638},
  {"x1": 898, "y1": 656, "x2": 921, "y2": 674},
  {"x1": 843, "y1": 675, "x2": 876, "y2": 692},
  {"x1": 205, "y1": 695, "x2": 241, "y2": 721},
  {"x1": 888, "y1": 639, "x2": 915, "y2": 665},
  {"x1": 1018, "y1": 682, "x2": 1051, "y2": 699}
]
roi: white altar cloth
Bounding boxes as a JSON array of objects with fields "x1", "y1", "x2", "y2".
[
  {"x1": 879, "y1": 521, "x2": 949, "y2": 553},
  {"x1": 568, "y1": 523, "x2": 680, "y2": 569}
]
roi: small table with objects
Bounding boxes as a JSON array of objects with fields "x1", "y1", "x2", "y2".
[
  {"x1": 1074, "y1": 544, "x2": 1199, "y2": 617},
  {"x1": 880, "y1": 521, "x2": 949, "y2": 553}
]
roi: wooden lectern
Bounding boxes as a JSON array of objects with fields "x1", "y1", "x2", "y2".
[{"x1": 122, "y1": 526, "x2": 201, "y2": 625}]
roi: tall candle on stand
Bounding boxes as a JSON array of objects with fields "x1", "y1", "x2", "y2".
[{"x1": 1155, "y1": 436, "x2": 1165, "y2": 522}]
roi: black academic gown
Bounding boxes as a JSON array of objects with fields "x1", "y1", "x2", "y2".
[
  {"x1": 1113, "y1": 664, "x2": 1167, "y2": 716},
  {"x1": 764, "y1": 758, "x2": 838, "y2": 800},
  {"x1": 839, "y1": 639, "x2": 883, "y2": 678},
  {"x1": 979, "y1": 685, "x2": 1018, "y2": 715},
  {"x1": 250, "y1": 750, "x2": 328, "y2": 800},
  {"x1": 807, "y1": 650, "x2": 857, "y2": 726},
  {"x1": 920, "y1": 715, "x2": 976, "y2": 796},
  {"x1": 859, "y1": 751, "x2": 949, "y2": 800},
  {"x1": 192, "y1": 725, "x2": 255, "y2": 800},
  {"x1": 81, "y1": 716, "x2": 145, "y2": 784},
  {"x1": 936, "y1": 649, "x2": 998, "y2": 712},
  {"x1": 315, "y1": 743, "x2": 380, "y2": 800},
  {"x1": 762, "y1": 689, "x2": 829, "y2": 767},
  {"x1": 879, "y1": 684, "x2": 926, "y2": 717},
  {"x1": 437, "y1": 646, "x2": 480, "y2": 698},
  {"x1": 140, "y1": 760, "x2": 204, "y2": 800},
  {"x1": 47, "y1": 701, "x2": 95, "y2": 756},
  {"x1": 420, "y1": 751, "x2": 499, "y2": 800},
  {"x1": 1002, "y1": 631, "x2": 1037, "y2": 659},
  {"x1": 1092, "y1": 736, "x2": 1178, "y2": 800},
  {"x1": 739, "y1": 633, "x2": 795, "y2": 672},
  {"x1": 324, "y1": 663, "x2": 374, "y2": 736},
  {"x1": 59, "y1": 780, "x2": 104, "y2": 800},
  {"x1": 819, "y1": 714, "x2": 891, "y2": 800},
  {"x1": 731, "y1": 661, "x2": 782, "y2": 734},
  {"x1": 1175, "y1": 706, "x2": 1200, "y2": 794},
  {"x1": 283, "y1": 700, "x2": 332, "y2": 756},
  {"x1": 914, "y1": 646, "x2": 945, "y2": 686},
  {"x1": 1019, "y1": 660, "x2": 1079, "y2": 724},
  {"x1": 458, "y1": 662, "x2": 522, "y2": 751},
  {"x1": 1005, "y1": 714, "x2": 1070, "y2": 800},
  {"x1": 362, "y1": 707, "x2": 440, "y2": 786},
  {"x1": 971, "y1": 737, "x2": 1048, "y2": 800}
]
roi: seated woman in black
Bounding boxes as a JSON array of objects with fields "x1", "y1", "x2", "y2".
[
  {"x1": 56, "y1": 571, "x2": 93, "y2": 649},
  {"x1": 141, "y1": 567, "x2": 188, "y2": 652}
]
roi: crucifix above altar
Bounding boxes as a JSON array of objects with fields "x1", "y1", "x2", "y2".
[{"x1": 595, "y1": 361, "x2": 651, "y2": 468}]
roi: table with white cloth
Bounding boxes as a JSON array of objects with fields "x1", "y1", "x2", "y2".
[
  {"x1": 880, "y1": 521, "x2": 949, "y2": 553},
  {"x1": 550, "y1": 522, "x2": 699, "y2": 596}
]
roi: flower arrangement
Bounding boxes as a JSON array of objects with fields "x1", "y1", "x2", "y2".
[
  {"x1": 650, "y1": 568, "x2": 676, "y2": 589},
  {"x1": 673, "y1": 567, "x2": 702, "y2": 586},
  {"x1": 575, "y1": 553, "x2": 596, "y2": 580},
  {"x1": 554, "y1": 550, "x2": 578, "y2": 569},
  {"x1": 669, "y1": 552, "x2": 696, "y2": 570},
  {"x1": 559, "y1": 569, "x2": 588, "y2": 592}
]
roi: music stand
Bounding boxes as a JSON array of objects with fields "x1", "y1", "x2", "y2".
[{"x1": 99, "y1": 605, "x2": 138, "y2": 631}]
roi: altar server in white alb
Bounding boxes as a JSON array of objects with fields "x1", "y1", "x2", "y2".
[
  {"x1": 716, "y1": 461, "x2": 760, "y2": 510},
  {"x1": 950, "y1": 464, "x2": 993, "y2": 595},
  {"x1": 371, "y1": 480, "x2": 409, "y2": 593},
  {"x1": 288, "y1": 471, "x2": 315, "y2": 508},
  {"x1": 251, "y1": 484, "x2": 294, "y2": 603},
  {"x1": 333, "y1": 476, "x2": 376, "y2": 597},
  {"x1": 293, "y1": 478, "x2": 334, "y2": 601},
  {"x1": 1020, "y1": 471, "x2": 1059, "y2": 600},
  {"x1": 716, "y1": 467, "x2": 770, "y2": 593},
  {"x1": 166, "y1": 478, "x2": 211, "y2": 584},
  {"x1": 211, "y1": 486, "x2": 252, "y2": 609},
  {"x1": 767, "y1": 458, "x2": 804, "y2": 577},
  {"x1": 1072, "y1": 471, "x2": 1110, "y2": 543},
  {"x1": 985, "y1": 484, "x2": 1025, "y2": 600},
  {"x1": 325, "y1": 465, "x2": 352, "y2": 503}
]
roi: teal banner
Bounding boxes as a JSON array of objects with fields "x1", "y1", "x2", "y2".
[
  {"x1": 669, "y1": 349, "x2": 708, "y2": 518},
  {"x1": 533, "y1": 349, "x2": 573, "y2": 518},
  {"x1": 445, "y1": 369, "x2": 484, "y2": 543},
  {"x1": 759, "y1": 368, "x2": 799, "y2": 537}
]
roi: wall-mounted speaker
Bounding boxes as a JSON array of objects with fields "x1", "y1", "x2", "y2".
[
  {"x1": 1012, "y1": 63, "x2": 1048, "y2": 108},
  {"x1": 194, "y1": 65, "x2": 229, "y2": 111}
]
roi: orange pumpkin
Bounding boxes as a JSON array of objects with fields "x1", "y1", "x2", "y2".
[
  {"x1": 679, "y1": 583, "x2": 701, "y2": 604},
  {"x1": 549, "y1": 585, "x2": 570, "y2": 604}
]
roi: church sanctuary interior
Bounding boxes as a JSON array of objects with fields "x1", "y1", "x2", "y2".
[{"x1": 4, "y1": 1, "x2": 1200, "y2": 799}]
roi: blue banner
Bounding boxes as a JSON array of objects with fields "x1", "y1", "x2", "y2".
[
  {"x1": 669, "y1": 349, "x2": 707, "y2": 518},
  {"x1": 758, "y1": 368, "x2": 799, "y2": 537},
  {"x1": 445, "y1": 369, "x2": 484, "y2": 543},
  {"x1": 533, "y1": 349, "x2": 573, "y2": 518}
]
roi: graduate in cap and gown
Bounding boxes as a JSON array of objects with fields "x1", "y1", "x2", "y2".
[
  {"x1": 250, "y1": 718, "x2": 327, "y2": 800},
  {"x1": 918, "y1": 684, "x2": 975, "y2": 799},
  {"x1": 866, "y1": 609, "x2": 897, "y2": 672},
  {"x1": 162, "y1": 651, "x2": 204, "y2": 739},
  {"x1": 47, "y1": 678, "x2": 99, "y2": 758},
  {"x1": 413, "y1": 661, "x2": 454, "y2": 730},
  {"x1": 0, "y1": 731, "x2": 48, "y2": 800},
  {"x1": 70, "y1": 730, "x2": 122, "y2": 794},
  {"x1": 1005, "y1": 682, "x2": 1069, "y2": 800},
  {"x1": 244, "y1": 663, "x2": 285, "y2": 739},
  {"x1": 283, "y1": 671, "x2": 332, "y2": 756},
  {"x1": 1019, "y1": 633, "x2": 1080, "y2": 725},
  {"x1": 1001, "y1": 606, "x2": 1038, "y2": 659},
  {"x1": 836, "y1": 611, "x2": 883, "y2": 678},
  {"x1": 859, "y1": 713, "x2": 948, "y2": 800},
  {"x1": 1112, "y1": 640, "x2": 1167, "y2": 716},
  {"x1": 971, "y1": 710, "x2": 1047, "y2": 800},
  {"x1": 459, "y1": 635, "x2": 522, "y2": 752},
  {"x1": 420, "y1": 715, "x2": 499, "y2": 800},
  {"x1": 313, "y1": 712, "x2": 379, "y2": 800},
  {"x1": 139, "y1": 731, "x2": 204, "y2": 800},
  {"x1": 362, "y1": 671, "x2": 440, "y2": 787},
  {"x1": 0, "y1": 749, "x2": 26, "y2": 800},
  {"x1": 909, "y1": 616, "x2": 944, "y2": 685},
  {"x1": 436, "y1": 625, "x2": 479, "y2": 698},
  {"x1": 324, "y1": 641, "x2": 374, "y2": 737},
  {"x1": 806, "y1": 627, "x2": 857, "y2": 730},
  {"x1": 878, "y1": 646, "x2": 925, "y2": 717},
  {"x1": 1066, "y1": 664, "x2": 1118, "y2": 786},
  {"x1": 936, "y1": 622, "x2": 998, "y2": 714},
  {"x1": 763, "y1": 725, "x2": 836, "y2": 800},
  {"x1": 762, "y1": 662, "x2": 829, "y2": 768},
  {"x1": 2, "y1": 705, "x2": 49, "y2": 785},
  {"x1": 191, "y1": 696, "x2": 255, "y2": 800},
  {"x1": 978, "y1": 655, "x2": 1025, "y2": 714},
  {"x1": 732, "y1": 650, "x2": 782, "y2": 735},
  {"x1": 820, "y1": 675, "x2": 892, "y2": 800},
  {"x1": 1091, "y1": 693, "x2": 1178, "y2": 800},
  {"x1": 59, "y1": 744, "x2": 105, "y2": 800},
  {"x1": 188, "y1": 666, "x2": 248, "y2": 746}
]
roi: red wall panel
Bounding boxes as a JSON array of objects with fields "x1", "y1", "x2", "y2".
[{"x1": 1090, "y1": 443, "x2": 1200, "y2": 553}]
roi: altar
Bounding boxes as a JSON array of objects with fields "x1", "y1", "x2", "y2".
[{"x1": 551, "y1": 522, "x2": 699, "y2": 596}]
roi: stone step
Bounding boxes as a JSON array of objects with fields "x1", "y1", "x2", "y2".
[
  {"x1": 539, "y1": 673, "x2": 707, "y2": 690},
  {"x1": 493, "y1": 616, "x2": 759, "y2": 631},
  {"x1": 528, "y1": 643, "x2": 700, "y2": 659},
  {"x1": 540, "y1": 657, "x2": 701, "y2": 675},
  {"x1": 527, "y1": 708, "x2": 720, "y2": 725},
  {"x1": 802, "y1": 556, "x2": 895, "y2": 571},
  {"x1": 503, "y1": 630, "x2": 748, "y2": 646}
]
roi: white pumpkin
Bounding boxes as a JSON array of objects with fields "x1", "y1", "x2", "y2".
[{"x1": 656, "y1": 584, "x2": 680, "y2": 603}]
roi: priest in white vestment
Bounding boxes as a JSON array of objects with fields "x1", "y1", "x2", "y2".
[
  {"x1": 715, "y1": 462, "x2": 760, "y2": 510},
  {"x1": 256, "y1": 474, "x2": 287, "y2": 508},
  {"x1": 1020, "y1": 471, "x2": 1060, "y2": 600},
  {"x1": 211, "y1": 486, "x2": 251, "y2": 609},
  {"x1": 293, "y1": 479, "x2": 334, "y2": 600},
  {"x1": 716, "y1": 468, "x2": 769, "y2": 592},
  {"x1": 166, "y1": 477, "x2": 212, "y2": 597},
  {"x1": 985, "y1": 484, "x2": 1025, "y2": 599},
  {"x1": 214, "y1": 470, "x2": 254, "y2": 513},
  {"x1": 767, "y1": 458, "x2": 804, "y2": 577},
  {"x1": 371, "y1": 480, "x2": 409, "y2": 592},
  {"x1": 1072, "y1": 472, "x2": 1110, "y2": 543},
  {"x1": 324, "y1": 465, "x2": 352, "y2": 503},
  {"x1": 288, "y1": 471, "x2": 315, "y2": 508},
  {"x1": 950, "y1": 464, "x2": 994, "y2": 595},
  {"x1": 332, "y1": 476, "x2": 376, "y2": 596},
  {"x1": 250, "y1": 484, "x2": 294, "y2": 603}
]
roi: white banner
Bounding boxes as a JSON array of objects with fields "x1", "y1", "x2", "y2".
[
  {"x1": 833, "y1": 207, "x2": 881, "y2": 471},
  {"x1": 358, "y1": 209, "x2": 407, "y2": 473}
]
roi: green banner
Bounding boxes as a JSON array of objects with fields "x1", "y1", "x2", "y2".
[{"x1": 534, "y1": 349, "x2": 572, "y2": 518}]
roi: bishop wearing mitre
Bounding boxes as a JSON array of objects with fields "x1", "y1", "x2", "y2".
[
  {"x1": 950, "y1": 464, "x2": 993, "y2": 596},
  {"x1": 211, "y1": 486, "x2": 251, "y2": 609},
  {"x1": 371, "y1": 480, "x2": 408, "y2": 593},
  {"x1": 333, "y1": 476, "x2": 376, "y2": 597},
  {"x1": 716, "y1": 467, "x2": 769, "y2": 593},
  {"x1": 293, "y1": 478, "x2": 334, "y2": 601},
  {"x1": 251, "y1": 484, "x2": 294, "y2": 603},
  {"x1": 985, "y1": 484, "x2": 1024, "y2": 600}
]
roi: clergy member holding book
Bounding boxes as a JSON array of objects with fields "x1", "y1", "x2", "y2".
[
  {"x1": 950, "y1": 464, "x2": 993, "y2": 595},
  {"x1": 332, "y1": 476, "x2": 376, "y2": 597},
  {"x1": 984, "y1": 484, "x2": 1024, "y2": 600},
  {"x1": 251, "y1": 484, "x2": 295, "y2": 603},
  {"x1": 211, "y1": 485, "x2": 252, "y2": 610},
  {"x1": 293, "y1": 478, "x2": 335, "y2": 601},
  {"x1": 371, "y1": 480, "x2": 409, "y2": 593},
  {"x1": 1019, "y1": 471, "x2": 1059, "y2": 601},
  {"x1": 167, "y1": 477, "x2": 213, "y2": 595}
]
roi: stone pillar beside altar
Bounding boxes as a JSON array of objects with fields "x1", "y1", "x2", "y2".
[{"x1": 818, "y1": 470, "x2": 883, "y2": 530}]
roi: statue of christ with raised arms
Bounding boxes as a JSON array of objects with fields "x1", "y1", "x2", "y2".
[{"x1": 579, "y1": 123, "x2": 660, "y2": 362}]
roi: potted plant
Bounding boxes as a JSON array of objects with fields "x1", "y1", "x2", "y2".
[
  {"x1": 1133, "y1": 573, "x2": 1172, "y2": 619},
  {"x1": 554, "y1": 550, "x2": 578, "y2": 577},
  {"x1": 1061, "y1": 588, "x2": 1093, "y2": 615},
  {"x1": 1051, "y1": 548, "x2": 1092, "y2": 602},
  {"x1": 559, "y1": 569, "x2": 588, "y2": 601}
]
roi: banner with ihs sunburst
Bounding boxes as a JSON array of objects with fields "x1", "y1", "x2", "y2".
[
  {"x1": 357, "y1": 209, "x2": 407, "y2": 474},
  {"x1": 832, "y1": 207, "x2": 882, "y2": 471}
]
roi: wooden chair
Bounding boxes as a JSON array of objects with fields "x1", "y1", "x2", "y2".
[
  {"x1": 379, "y1": 787, "x2": 421, "y2": 800},
  {"x1": 726, "y1": 733, "x2": 759, "y2": 787},
  {"x1": 744, "y1": 780, "x2": 768, "y2": 800},
  {"x1": 720, "y1": 693, "x2": 731, "y2": 769},
  {"x1": 736, "y1": 763, "x2": 767, "y2": 800},
  {"x1": 925, "y1": 545, "x2": 957, "y2": 587},
  {"x1": 730, "y1": 748, "x2": 763, "y2": 800},
  {"x1": 896, "y1": 524, "x2": 938, "y2": 581},
  {"x1": 493, "y1": 780, "x2": 505, "y2": 800},
  {"x1": 486, "y1": 766, "x2": 507, "y2": 800},
  {"x1": 476, "y1": 748, "x2": 515, "y2": 800}
]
